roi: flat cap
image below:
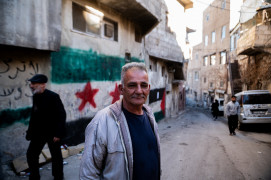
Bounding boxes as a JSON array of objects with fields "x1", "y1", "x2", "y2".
[{"x1": 28, "y1": 74, "x2": 48, "y2": 83}]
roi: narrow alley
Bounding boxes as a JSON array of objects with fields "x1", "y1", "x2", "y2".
[{"x1": 5, "y1": 107, "x2": 271, "y2": 180}]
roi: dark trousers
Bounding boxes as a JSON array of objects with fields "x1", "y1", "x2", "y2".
[
  {"x1": 27, "y1": 137, "x2": 63, "y2": 180},
  {"x1": 228, "y1": 115, "x2": 238, "y2": 134}
]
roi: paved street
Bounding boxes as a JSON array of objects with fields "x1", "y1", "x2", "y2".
[
  {"x1": 160, "y1": 107, "x2": 271, "y2": 180},
  {"x1": 4, "y1": 107, "x2": 271, "y2": 180}
]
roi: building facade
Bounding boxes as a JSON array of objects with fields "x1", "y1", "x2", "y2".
[
  {"x1": 236, "y1": 0, "x2": 271, "y2": 92},
  {"x1": 187, "y1": 0, "x2": 230, "y2": 107},
  {"x1": 0, "y1": 0, "x2": 188, "y2": 164}
]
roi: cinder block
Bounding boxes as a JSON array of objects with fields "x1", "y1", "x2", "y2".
[
  {"x1": 42, "y1": 148, "x2": 51, "y2": 161},
  {"x1": 39, "y1": 153, "x2": 46, "y2": 164},
  {"x1": 68, "y1": 146, "x2": 81, "y2": 156},
  {"x1": 61, "y1": 149, "x2": 69, "y2": 159},
  {"x1": 13, "y1": 155, "x2": 28, "y2": 173},
  {"x1": 13, "y1": 154, "x2": 46, "y2": 173}
]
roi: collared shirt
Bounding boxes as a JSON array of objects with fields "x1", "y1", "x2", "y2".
[{"x1": 226, "y1": 101, "x2": 240, "y2": 116}]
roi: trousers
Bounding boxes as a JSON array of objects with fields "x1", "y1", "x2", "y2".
[
  {"x1": 27, "y1": 137, "x2": 63, "y2": 180},
  {"x1": 228, "y1": 115, "x2": 238, "y2": 134}
]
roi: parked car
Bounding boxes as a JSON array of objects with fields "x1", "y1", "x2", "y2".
[{"x1": 235, "y1": 90, "x2": 271, "y2": 129}]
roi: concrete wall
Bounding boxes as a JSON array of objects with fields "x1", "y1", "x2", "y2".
[
  {"x1": 0, "y1": 0, "x2": 62, "y2": 51},
  {"x1": 0, "y1": 46, "x2": 51, "y2": 163},
  {"x1": 145, "y1": 0, "x2": 185, "y2": 118},
  {"x1": 0, "y1": 0, "x2": 160, "y2": 163}
]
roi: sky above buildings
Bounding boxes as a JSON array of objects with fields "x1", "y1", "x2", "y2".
[{"x1": 164, "y1": 0, "x2": 244, "y2": 47}]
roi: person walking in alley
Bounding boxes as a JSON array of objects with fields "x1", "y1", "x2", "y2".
[
  {"x1": 26, "y1": 74, "x2": 66, "y2": 180},
  {"x1": 211, "y1": 99, "x2": 219, "y2": 120},
  {"x1": 80, "y1": 62, "x2": 161, "y2": 180},
  {"x1": 225, "y1": 95, "x2": 240, "y2": 136}
]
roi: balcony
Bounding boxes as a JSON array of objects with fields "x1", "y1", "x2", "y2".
[
  {"x1": 98, "y1": 0, "x2": 159, "y2": 35},
  {"x1": 237, "y1": 24, "x2": 271, "y2": 55}
]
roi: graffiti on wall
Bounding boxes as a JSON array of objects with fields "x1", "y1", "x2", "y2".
[
  {"x1": 76, "y1": 82, "x2": 99, "y2": 111},
  {"x1": 0, "y1": 59, "x2": 39, "y2": 101},
  {"x1": 0, "y1": 57, "x2": 44, "y2": 127}
]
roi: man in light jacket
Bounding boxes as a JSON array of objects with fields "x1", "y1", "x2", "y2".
[
  {"x1": 80, "y1": 62, "x2": 161, "y2": 180},
  {"x1": 225, "y1": 95, "x2": 240, "y2": 135}
]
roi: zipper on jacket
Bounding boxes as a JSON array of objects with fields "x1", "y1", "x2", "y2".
[{"x1": 112, "y1": 113, "x2": 130, "y2": 180}]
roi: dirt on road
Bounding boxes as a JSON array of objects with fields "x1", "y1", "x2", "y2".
[{"x1": 159, "y1": 107, "x2": 271, "y2": 180}]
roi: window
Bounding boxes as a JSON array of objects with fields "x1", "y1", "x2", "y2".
[
  {"x1": 206, "y1": 14, "x2": 209, "y2": 21},
  {"x1": 220, "y1": 81, "x2": 224, "y2": 87},
  {"x1": 210, "y1": 54, "x2": 216, "y2": 65},
  {"x1": 203, "y1": 56, "x2": 208, "y2": 66},
  {"x1": 203, "y1": 77, "x2": 207, "y2": 83},
  {"x1": 194, "y1": 71, "x2": 199, "y2": 81},
  {"x1": 212, "y1": 31, "x2": 216, "y2": 43},
  {"x1": 210, "y1": 82, "x2": 213, "y2": 88},
  {"x1": 220, "y1": 51, "x2": 226, "y2": 64},
  {"x1": 149, "y1": 59, "x2": 157, "y2": 72},
  {"x1": 221, "y1": 25, "x2": 226, "y2": 40},
  {"x1": 205, "y1": 35, "x2": 208, "y2": 46},
  {"x1": 230, "y1": 35, "x2": 235, "y2": 51},
  {"x1": 196, "y1": 53, "x2": 198, "y2": 60},
  {"x1": 135, "y1": 25, "x2": 142, "y2": 43},
  {"x1": 125, "y1": 53, "x2": 131, "y2": 63},
  {"x1": 221, "y1": 0, "x2": 226, "y2": 9},
  {"x1": 72, "y1": 2, "x2": 118, "y2": 41},
  {"x1": 162, "y1": 66, "x2": 165, "y2": 77}
]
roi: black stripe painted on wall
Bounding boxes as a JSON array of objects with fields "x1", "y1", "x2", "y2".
[{"x1": 149, "y1": 88, "x2": 165, "y2": 104}]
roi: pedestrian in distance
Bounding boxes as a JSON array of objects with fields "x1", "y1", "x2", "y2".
[
  {"x1": 26, "y1": 74, "x2": 66, "y2": 180},
  {"x1": 80, "y1": 62, "x2": 161, "y2": 180},
  {"x1": 211, "y1": 99, "x2": 219, "y2": 120},
  {"x1": 225, "y1": 95, "x2": 240, "y2": 136}
]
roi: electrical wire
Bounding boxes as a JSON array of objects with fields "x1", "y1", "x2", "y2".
[{"x1": 194, "y1": 0, "x2": 259, "y2": 13}]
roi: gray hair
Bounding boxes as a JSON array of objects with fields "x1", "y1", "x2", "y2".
[{"x1": 121, "y1": 62, "x2": 148, "y2": 85}]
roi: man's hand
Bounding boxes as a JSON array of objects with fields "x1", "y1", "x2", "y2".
[{"x1": 53, "y1": 137, "x2": 60, "y2": 142}]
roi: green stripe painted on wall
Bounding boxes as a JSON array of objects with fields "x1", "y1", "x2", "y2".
[
  {"x1": 154, "y1": 110, "x2": 165, "y2": 122},
  {"x1": 0, "y1": 107, "x2": 31, "y2": 128},
  {"x1": 51, "y1": 47, "x2": 144, "y2": 84}
]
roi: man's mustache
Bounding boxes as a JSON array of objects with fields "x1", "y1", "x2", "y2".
[{"x1": 131, "y1": 94, "x2": 146, "y2": 98}]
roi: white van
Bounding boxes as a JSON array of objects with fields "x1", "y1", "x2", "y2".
[
  {"x1": 217, "y1": 98, "x2": 224, "y2": 114},
  {"x1": 235, "y1": 90, "x2": 271, "y2": 129}
]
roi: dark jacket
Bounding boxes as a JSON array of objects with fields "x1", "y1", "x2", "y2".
[
  {"x1": 211, "y1": 101, "x2": 219, "y2": 113},
  {"x1": 26, "y1": 89, "x2": 66, "y2": 140}
]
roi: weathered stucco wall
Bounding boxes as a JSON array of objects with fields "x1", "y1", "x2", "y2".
[
  {"x1": 0, "y1": 0, "x2": 62, "y2": 51},
  {"x1": 0, "y1": 46, "x2": 51, "y2": 163}
]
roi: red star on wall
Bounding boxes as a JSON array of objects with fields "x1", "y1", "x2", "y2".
[
  {"x1": 109, "y1": 83, "x2": 120, "y2": 104},
  {"x1": 160, "y1": 90, "x2": 166, "y2": 116},
  {"x1": 76, "y1": 82, "x2": 99, "y2": 111}
]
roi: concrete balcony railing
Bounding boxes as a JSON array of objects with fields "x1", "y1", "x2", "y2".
[{"x1": 237, "y1": 24, "x2": 271, "y2": 55}]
